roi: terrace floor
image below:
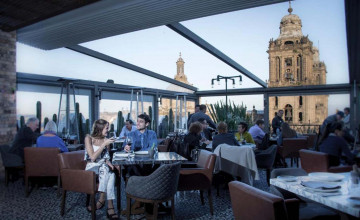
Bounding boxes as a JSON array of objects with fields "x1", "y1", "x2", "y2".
[{"x1": 0, "y1": 168, "x2": 271, "y2": 220}]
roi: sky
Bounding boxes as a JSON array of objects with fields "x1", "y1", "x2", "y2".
[{"x1": 16, "y1": 0, "x2": 350, "y2": 116}]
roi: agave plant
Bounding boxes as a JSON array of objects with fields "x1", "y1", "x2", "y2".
[{"x1": 208, "y1": 100, "x2": 251, "y2": 131}]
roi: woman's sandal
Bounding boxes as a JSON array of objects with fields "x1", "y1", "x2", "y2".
[
  {"x1": 86, "y1": 200, "x2": 105, "y2": 212},
  {"x1": 107, "y1": 208, "x2": 118, "y2": 219}
]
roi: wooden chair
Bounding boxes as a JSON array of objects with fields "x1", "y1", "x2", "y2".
[
  {"x1": 24, "y1": 147, "x2": 60, "y2": 197},
  {"x1": 177, "y1": 150, "x2": 216, "y2": 215},
  {"x1": 58, "y1": 150, "x2": 97, "y2": 220},
  {"x1": 299, "y1": 149, "x2": 352, "y2": 173}
]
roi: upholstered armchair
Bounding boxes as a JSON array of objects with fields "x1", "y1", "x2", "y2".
[
  {"x1": 0, "y1": 144, "x2": 24, "y2": 186},
  {"x1": 229, "y1": 180, "x2": 299, "y2": 220},
  {"x1": 58, "y1": 150, "x2": 97, "y2": 220},
  {"x1": 177, "y1": 150, "x2": 216, "y2": 215},
  {"x1": 24, "y1": 147, "x2": 60, "y2": 197},
  {"x1": 125, "y1": 162, "x2": 181, "y2": 220},
  {"x1": 279, "y1": 137, "x2": 308, "y2": 167},
  {"x1": 299, "y1": 149, "x2": 352, "y2": 173},
  {"x1": 255, "y1": 145, "x2": 277, "y2": 185}
]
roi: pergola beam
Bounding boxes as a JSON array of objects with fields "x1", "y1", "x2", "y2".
[
  {"x1": 196, "y1": 84, "x2": 351, "y2": 97},
  {"x1": 167, "y1": 22, "x2": 267, "y2": 88},
  {"x1": 66, "y1": 45, "x2": 198, "y2": 91}
]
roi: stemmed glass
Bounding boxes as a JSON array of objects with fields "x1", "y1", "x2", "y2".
[{"x1": 109, "y1": 132, "x2": 117, "y2": 151}]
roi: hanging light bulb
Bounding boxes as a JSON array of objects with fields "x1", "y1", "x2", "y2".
[
  {"x1": 217, "y1": 79, "x2": 220, "y2": 85},
  {"x1": 211, "y1": 80, "x2": 214, "y2": 88},
  {"x1": 239, "y1": 78, "x2": 242, "y2": 85},
  {"x1": 232, "y1": 79, "x2": 235, "y2": 88}
]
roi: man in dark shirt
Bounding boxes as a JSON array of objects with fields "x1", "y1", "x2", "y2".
[
  {"x1": 212, "y1": 122, "x2": 239, "y2": 151},
  {"x1": 272, "y1": 110, "x2": 284, "y2": 134},
  {"x1": 9, "y1": 117, "x2": 40, "y2": 161},
  {"x1": 188, "y1": 104, "x2": 216, "y2": 129},
  {"x1": 320, "y1": 111, "x2": 344, "y2": 135},
  {"x1": 187, "y1": 104, "x2": 200, "y2": 126}
]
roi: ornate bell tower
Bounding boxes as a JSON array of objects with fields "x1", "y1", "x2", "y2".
[
  {"x1": 174, "y1": 52, "x2": 190, "y2": 85},
  {"x1": 267, "y1": 3, "x2": 328, "y2": 125}
]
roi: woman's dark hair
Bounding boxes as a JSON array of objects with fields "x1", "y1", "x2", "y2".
[
  {"x1": 239, "y1": 122, "x2": 248, "y2": 132},
  {"x1": 189, "y1": 122, "x2": 202, "y2": 134},
  {"x1": 281, "y1": 122, "x2": 297, "y2": 138},
  {"x1": 91, "y1": 119, "x2": 109, "y2": 138}
]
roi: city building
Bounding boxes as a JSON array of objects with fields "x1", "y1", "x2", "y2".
[{"x1": 267, "y1": 4, "x2": 328, "y2": 124}]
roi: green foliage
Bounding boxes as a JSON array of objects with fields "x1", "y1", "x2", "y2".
[
  {"x1": 148, "y1": 106, "x2": 153, "y2": 130},
  {"x1": 159, "y1": 115, "x2": 169, "y2": 138},
  {"x1": 116, "y1": 111, "x2": 124, "y2": 137},
  {"x1": 44, "y1": 117, "x2": 49, "y2": 129},
  {"x1": 20, "y1": 116, "x2": 25, "y2": 128},
  {"x1": 169, "y1": 108, "x2": 174, "y2": 132},
  {"x1": 207, "y1": 100, "x2": 251, "y2": 131},
  {"x1": 78, "y1": 113, "x2": 84, "y2": 143},
  {"x1": 52, "y1": 114, "x2": 57, "y2": 124},
  {"x1": 36, "y1": 101, "x2": 41, "y2": 133},
  {"x1": 85, "y1": 119, "x2": 90, "y2": 135}
]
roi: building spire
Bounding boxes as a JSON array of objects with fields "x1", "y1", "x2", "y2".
[
  {"x1": 288, "y1": 1, "x2": 293, "y2": 14},
  {"x1": 179, "y1": 52, "x2": 181, "y2": 58}
]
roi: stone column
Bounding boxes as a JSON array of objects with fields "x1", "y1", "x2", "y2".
[{"x1": 0, "y1": 30, "x2": 17, "y2": 146}]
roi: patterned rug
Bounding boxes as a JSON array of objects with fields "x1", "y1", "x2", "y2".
[{"x1": 0, "y1": 169, "x2": 270, "y2": 220}]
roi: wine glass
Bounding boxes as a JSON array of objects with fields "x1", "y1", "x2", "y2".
[
  {"x1": 125, "y1": 136, "x2": 133, "y2": 153},
  {"x1": 109, "y1": 132, "x2": 117, "y2": 150}
]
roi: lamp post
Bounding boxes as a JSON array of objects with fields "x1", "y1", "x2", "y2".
[{"x1": 211, "y1": 75, "x2": 242, "y2": 122}]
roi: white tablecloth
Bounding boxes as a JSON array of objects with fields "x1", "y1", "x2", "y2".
[{"x1": 213, "y1": 144, "x2": 259, "y2": 185}]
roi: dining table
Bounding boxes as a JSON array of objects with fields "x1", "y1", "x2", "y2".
[
  {"x1": 112, "y1": 151, "x2": 187, "y2": 212},
  {"x1": 270, "y1": 172, "x2": 360, "y2": 218}
]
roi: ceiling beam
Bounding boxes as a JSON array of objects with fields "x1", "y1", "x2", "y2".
[
  {"x1": 66, "y1": 45, "x2": 198, "y2": 91},
  {"x1": 167, "y1": 22, "x2": 267, "y2": 88},
  {"x1": 196, "y1": 84, "x2": 351, "y2": 97}
]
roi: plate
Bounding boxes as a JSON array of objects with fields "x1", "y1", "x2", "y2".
[
  {"x1": 303, "y1": 186, "x2": 340, "y2": 193},
  {"x1": 308, "y1": 172, "x2": 345, "y2": 182},
  {"x1": 277, "y1": 175, "x2": 297, "y2": 182},
  {"x1": 134, "y1": 151, "x2": 148, "y2": 155},
  {"x1": 114, "y1": 152, "x2": 129, "y2": 157},
  {"x1": 113, "y1": 157, "x2": 126, "y2": 161},
  {"x1": 347, "y1": 197, "x2": 360, "y2": 205}
]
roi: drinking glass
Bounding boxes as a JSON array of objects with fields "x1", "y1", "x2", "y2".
[
  {"x1": 125, "y1": 136, "x2": 132, "y2": 152},
  {"x1": 109, "y1": 132, "x2": 117, "y2": 150}
]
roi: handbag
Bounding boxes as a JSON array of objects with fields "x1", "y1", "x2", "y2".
[{"x1": 85, "y1": 158, "x2": 105, "y2": 174}]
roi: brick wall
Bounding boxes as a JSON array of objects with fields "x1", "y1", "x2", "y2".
[{"x1": 0, "y1": 30, "x2": 16, "y2": 146}]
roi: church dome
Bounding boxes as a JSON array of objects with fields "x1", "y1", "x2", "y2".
[{"x1": 278, "y1": 7, "x2": 303, "y2": 39}]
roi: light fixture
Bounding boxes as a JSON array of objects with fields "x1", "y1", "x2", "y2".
[
  {"x1": 217, "y1": 79, "x2": 220, "y2": 85},
  {"x1": 232, "y1": 79, "x2": 235, "y2": 88}
]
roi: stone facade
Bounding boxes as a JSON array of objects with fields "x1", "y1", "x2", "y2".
[
  {"x1": 0, "y1": 30, "x2": 17, "y2": 145},
  {"x1": 267, "y1": 6, "x2": 328, "y2": 125}
]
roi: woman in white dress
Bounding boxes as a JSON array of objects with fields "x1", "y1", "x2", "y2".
[{"x1": 84, "y1": 119, "x2": 117, "y2": 219}]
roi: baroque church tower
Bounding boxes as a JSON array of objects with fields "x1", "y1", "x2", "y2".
[
  {"x1": 267, "y1": 3, "x2": 328, "y2": 124},
  {"x1": 174, "y1": 52, "x2": 191, "y2": 85}
]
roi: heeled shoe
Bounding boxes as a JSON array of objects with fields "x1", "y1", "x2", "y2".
[
  {"x1": 106, "y1": 208, "x2": 118, "y2": 219},
  {"x1": 86, "y1": 200, "x2": 105, "y2": 212}
]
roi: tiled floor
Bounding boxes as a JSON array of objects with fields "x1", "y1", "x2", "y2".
[{"x1": 0, "y1": 169, "x2": 270, "y2": 220}]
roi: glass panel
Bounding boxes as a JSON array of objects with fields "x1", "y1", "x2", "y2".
[
  {"x1": 269, "y1": 94, "x2": 350, "y2": 134},
  {"x1": 16, "y1": 84, "x2": 91, "y2": 134},
  {"x1": 158, "y1": 98, "x2": 195, "y2": 137},
  {"x1": 99, "y1": 91, "x2": 154, "y2": 134}
]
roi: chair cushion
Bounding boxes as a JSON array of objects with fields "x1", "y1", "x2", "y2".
[{"x1": 126, "y1": 163, "x2": 181, "y2": 200}]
